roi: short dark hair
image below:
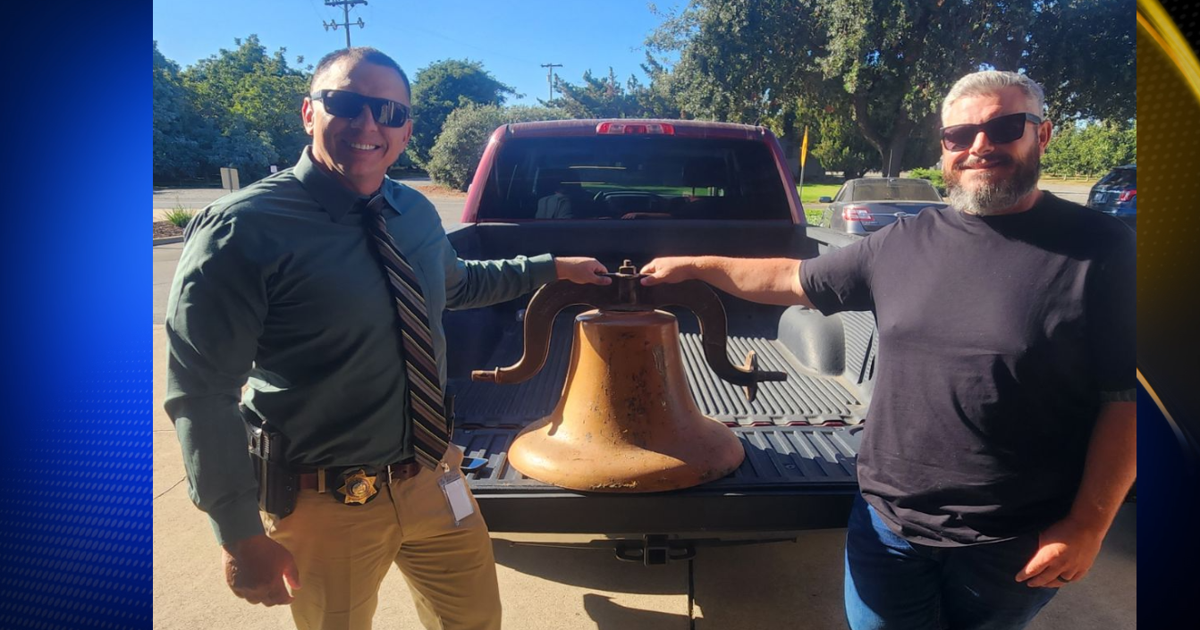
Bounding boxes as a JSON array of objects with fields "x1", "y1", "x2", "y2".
[{"x1": 310, "y1": 47, "x2": 411, "y2": 101}]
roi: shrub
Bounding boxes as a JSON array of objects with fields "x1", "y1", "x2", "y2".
[
  {"x1": 804, "y1": 208, "x2": 829, "y2": 227},
  {"x1": 162, "y1": 207, "x2": 196, "y2": 228},
  {"x1": 425, "y1": 104, "x2": 565, "y2": 191},
  {"x1": 907, "y1": 167, "x2": 945, "y2": 194},
  {"x1": 1042, "y1": 120, "x2": 1136, "y2": 178}
]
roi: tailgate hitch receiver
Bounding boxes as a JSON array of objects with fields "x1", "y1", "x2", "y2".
[{"x1": 615, "y1": 535, "x2": 696, "y2": 566}]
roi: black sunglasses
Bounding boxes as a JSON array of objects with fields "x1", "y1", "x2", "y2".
[
  {"x1": 940, "y1": 112, "x2": 1042, "y2": 152},
  {"x1": 310, "y1": 89, "x2": 410, "y2": 128}
]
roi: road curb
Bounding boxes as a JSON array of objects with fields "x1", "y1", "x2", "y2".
[{"x1": 154, "y1": 236, "x2": 184, "y2": 246}]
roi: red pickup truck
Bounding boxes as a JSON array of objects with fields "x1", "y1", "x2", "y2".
[{"x1": 442, "y1": 119, "x2": 872, "y2": 563}]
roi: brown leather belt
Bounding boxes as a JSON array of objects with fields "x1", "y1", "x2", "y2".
[{"x1": 297, "y1": 459, "x2": 422, "y2": 492}]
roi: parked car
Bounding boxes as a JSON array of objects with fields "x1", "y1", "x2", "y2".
[
  {"x1": 821, "y1": 177, "x2": 949, "y2": 234},
  {"x1": 1087, "y1": 165, "x2": 1136, "y2": 228}
]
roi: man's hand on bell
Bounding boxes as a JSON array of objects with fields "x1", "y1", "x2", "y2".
[
  {"x1": 638, "y1": 257, "x2": 695, "y2": 286},
  {"x1": 222, "y1": 534, "x2": 302, "y2": 606},
  {"x1": 555, "y1": 257, "x2": 612, "y2": 285}
]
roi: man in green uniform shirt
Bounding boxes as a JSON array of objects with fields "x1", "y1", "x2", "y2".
[{"x1": 164, "y1": 47, "x2": 607, "y2": 630}]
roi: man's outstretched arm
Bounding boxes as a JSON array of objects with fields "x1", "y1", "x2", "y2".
[{"x1": 640, "y1": 256, "x2": 815, "y2": 308}]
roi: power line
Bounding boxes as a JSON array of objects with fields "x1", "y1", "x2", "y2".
[
  {"x1": 305, "y1": 0, "x2": 329, "y2": 22},
  {"x1": 541, "y1": 63, "x2": 563, "y2": 101},
  {"x1": 323, "y1": 0, "x2": 368, "y2": 49}
]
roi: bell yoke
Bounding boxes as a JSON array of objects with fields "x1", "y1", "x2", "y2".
[{"x1": 472, "y1": 261, "x2": 788, "y2": 493}]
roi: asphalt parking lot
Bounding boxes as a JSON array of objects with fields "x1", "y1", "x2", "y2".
[{"x1": 152, "y1": 175, "x2": 1133, "y2": 629}]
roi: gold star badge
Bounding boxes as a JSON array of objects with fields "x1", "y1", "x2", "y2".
[{"x1": 339, "y1": 469, "x2": 379, "y2": 505}]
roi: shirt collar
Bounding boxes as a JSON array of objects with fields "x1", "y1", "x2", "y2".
[{"x1": 294, "y1": 147, "x2": 375, "y2": 223}]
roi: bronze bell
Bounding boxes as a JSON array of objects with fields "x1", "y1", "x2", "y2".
[{"x1": 472, "y1": 261, "x2": 787, "y2": 493}]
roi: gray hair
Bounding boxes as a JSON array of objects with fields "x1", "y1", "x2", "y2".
[{"x1": 941, "y1": 71, "x2": 1046, "y2": 122}]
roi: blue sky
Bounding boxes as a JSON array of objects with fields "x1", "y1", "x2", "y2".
[{"x1": 153, "y1": 0, "x2": 684, "y2": 105}]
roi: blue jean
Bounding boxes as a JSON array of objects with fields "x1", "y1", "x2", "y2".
[{"x1": 844, "y1": 494, "x2": 1059, "y2": 630}]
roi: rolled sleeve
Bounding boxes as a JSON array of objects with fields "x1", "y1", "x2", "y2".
[{"x1": 164, "y1": 207, "x2": 268, "y2": 545}]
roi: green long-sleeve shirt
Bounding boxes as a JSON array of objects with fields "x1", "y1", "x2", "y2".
[{"x1": 165, "y1": 149, "x2": 557, "y2": 545}]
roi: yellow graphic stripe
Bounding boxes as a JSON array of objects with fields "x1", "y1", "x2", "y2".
[{"x1": 1138, "y1": 0, "x2": 1200, "y2": 106}]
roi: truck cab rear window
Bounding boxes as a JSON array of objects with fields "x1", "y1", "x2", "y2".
[{"x1": 476, "y1": 136, "x2": 792, "y2": 221}]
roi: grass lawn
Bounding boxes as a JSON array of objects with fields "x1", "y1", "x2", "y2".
[
  {"x1": 798, "y1": 183, "x2": 841, "y2": 227},
  {"x1": 798, "y1": 183, "x2": 842, "y2": 204}
]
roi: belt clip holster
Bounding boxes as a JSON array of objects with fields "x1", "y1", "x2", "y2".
[{"x1": 243, "y1": 408, "x2": 299, "y2": 519}]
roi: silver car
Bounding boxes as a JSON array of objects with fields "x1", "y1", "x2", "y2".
[{"x1": 822, "y1": 177, "x2": 949, "y2": 234}]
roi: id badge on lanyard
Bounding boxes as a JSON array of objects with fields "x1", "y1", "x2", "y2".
[{"x1": 436, "y1": 463, "x2": 475, "y2": 526}]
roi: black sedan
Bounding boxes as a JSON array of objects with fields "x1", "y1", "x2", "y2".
[
  {"x1": 821, "y1": 178, "x2": 949, "y2": 235},
  {"x1": 1086, "y1": 165, "x2": 1136, "y2": 228}
]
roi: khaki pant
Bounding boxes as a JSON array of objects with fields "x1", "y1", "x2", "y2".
[{"x1": 263, "y1": 448, "x2": 501, "y2": 630}]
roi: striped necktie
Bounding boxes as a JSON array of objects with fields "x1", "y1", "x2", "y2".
[{"x1": 362, "y1": 194, "x2": 450, "y2": 470}]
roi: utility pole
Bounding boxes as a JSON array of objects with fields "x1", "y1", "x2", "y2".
[
  {"x1": 540, "y1": 63, "x2": 563, "y2": 101},
  {"x1": 323, "y1": 0, "x2": 368, "y2": 49}
]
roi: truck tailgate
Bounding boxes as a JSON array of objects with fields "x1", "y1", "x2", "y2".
[{"x1": 454, "y1": 425, "x2": 860, "y2": 535}]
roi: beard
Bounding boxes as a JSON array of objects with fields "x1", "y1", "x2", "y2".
[{"x1": 943, "y1": 144, "x2": 1041, "y2": 216}]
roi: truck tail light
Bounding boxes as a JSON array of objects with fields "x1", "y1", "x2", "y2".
[
  {"x1": 1117, "y1": 189, "x2": 1136, "y2": 203},
  {"x1": 843, "y1": 205, "x2": 874, "y2": 222},
  {"x1": 596, "y1": 122, "x2": 675, "y2": 135}
]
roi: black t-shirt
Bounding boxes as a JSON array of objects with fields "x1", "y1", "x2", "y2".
[{"x1": 801, "y1": 193, "x2": 1135, "y2": 546}]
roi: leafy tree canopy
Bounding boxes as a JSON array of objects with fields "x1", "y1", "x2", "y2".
[
  {"x1": 153, "y1": 41, "x2": 202, "y2": 181},
  {"x1": 409, "y1": 59, "x2": 517, "y2": 167},
  {"x1": 552, "y1": 63, "x2": 678, "y2": 119},
  {"x1": 648, "y1": 0, "x2": 1134, "y2": 176},
  {"x1": 180, "y1": 35, "x2": 311, "y2": 181},
  {"x1": 153, "y1": 36, "x2": 310, "y2": 184}
]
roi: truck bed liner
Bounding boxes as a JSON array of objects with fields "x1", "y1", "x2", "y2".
[
  {"x1": 448, "y1": 311, "x2": 865, "y2": 428},
  {"x1": 447, "y1": 312, "x2": 865, "y2": 493},
  {"x1": 454, "y1": 425, "x2": 861, "y2": 491}
]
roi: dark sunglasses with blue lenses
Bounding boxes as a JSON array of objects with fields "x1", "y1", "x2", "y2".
[
  {"x1": 940, "y1": 112, "x2": 1042, "y2": 152},
  {"x1": 311, "y1": 89, "x2": 411, "y2": 128}
]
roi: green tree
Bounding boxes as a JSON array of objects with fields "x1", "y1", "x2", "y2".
[
  {"x1": 648, "y1": 0, "x2": 1135, "y2": 177},
  {"x1": 425, "y1": 104, "x2": 564, "y2": 191},
  {"x1": 153, "y1": 41, "x2": 202, "y2": 182},
  {"x1": 409, "y1": 60, "x2": 517, "y2": 167},
  {"x1": 552, "y1": 67, "x2": 676, "y2": 119},
  {"x1": 630, "y1": 53, "x2": 683, "y2": 118},
  {"x1": 1025, "y1": 0, "x2": 1136, "y2": 123},
  {"x1": 553, "y1": 68, "x2": 624, "y2": 118},
  {"x1": 179, "y1": 35, "x2": 311, "y2": 182},
  {"x1": 1042, "y1": 120, "x2": 1136, "y2": 178},
  {"x1": 808, "y1": 105, "x2": 876, "y2": 179}
]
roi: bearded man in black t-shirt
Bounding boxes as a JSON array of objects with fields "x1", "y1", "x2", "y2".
[{"x1": 639, "y1": 70, "x2": 1135, "y2": 630}]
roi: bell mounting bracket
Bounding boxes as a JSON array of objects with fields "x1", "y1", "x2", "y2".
[{"x1": 471, "y1": 260, "x2": 787, "y2": 402}]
